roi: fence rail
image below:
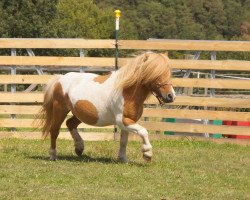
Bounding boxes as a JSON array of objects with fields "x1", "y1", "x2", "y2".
[
  {"x1": 0, "y1": 105, "x2": 249, "y2": 121},
  {"x1": 0, "y1": 38, "x2": 250, "y2": 51},
  {"x1": 0, "y1": 75, "x2": 250, "y2": 89},
  {"x1": 0, "y1": 56, "x2": 249, "y2": 71},
  {"x1": 0, "y1": 39, "x2": 249, "y2": 140},
  {"x1": 0, "y1": 92, "x2": 250, "y2": 108}
]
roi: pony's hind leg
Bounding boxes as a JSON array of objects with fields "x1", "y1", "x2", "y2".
[
  {"x1": 118, "y1": 130, "x2": 129, "y2": 163},
  {"x1": 49, "y1": 100, "x2": 68, "y2": 160},
  {"x1": 66, "y1": 115, "x2": 84, "y2": 157}
]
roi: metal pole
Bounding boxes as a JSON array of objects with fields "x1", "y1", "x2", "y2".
[
  {"x1": 11, "y1": 49, "x2": 17, "y2": 93},
  {"x1": 115, "y1": 9, "x2": 121, "y2": 70},
  {"x1": 204, "y1": 51, "x2": 217, "y2": 138},
  {"x1": 11, "y1": 49, "x2": 17, "y2": 132},
  {"x1": 177, "y1": 51, "x2": 201, "y2": 95},
  {"x1": 210, "y1": 51, "x2": 216, "y2": 97},
  {"x1": 80, "y1": 49, "x2": 85, "y2": 73},
  {"x1": 114, "y1": 9, "x2": 121, "y2": 140},
  {"x1": 25, "y1": 49, "x2": 44, "y2": 92}
]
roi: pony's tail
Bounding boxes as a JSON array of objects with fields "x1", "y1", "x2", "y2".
[{"x1": 34, "y1": 75, "x2": 62, "y2": 139}]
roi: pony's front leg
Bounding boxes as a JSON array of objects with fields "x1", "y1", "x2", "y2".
[
  {"x1": 118, "y1": 130, "x2": 129, "y2": 163},
  {"x1": 122, "y1": 123, "x2": 152, "y2": 162}
]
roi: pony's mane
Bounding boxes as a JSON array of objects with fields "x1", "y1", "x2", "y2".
[{"x1": 115, "y1": 52, "x2": 171, "y2": 89}]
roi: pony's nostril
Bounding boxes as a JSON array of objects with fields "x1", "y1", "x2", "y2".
[
  {"x1": 166, "y1": 93, "x2": 175, "y2": 102},
  {"x1": 167, "y1": 94, "x2": 173, "y2": 100}
]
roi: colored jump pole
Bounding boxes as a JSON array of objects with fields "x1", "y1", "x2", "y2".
[{"x1": 114, "y1": 9, "x2": 121, "y2": 140}]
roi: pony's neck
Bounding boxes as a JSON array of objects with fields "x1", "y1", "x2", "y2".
[{"x1": 123, "y1": 84, "x2": 150, "y2": 104}]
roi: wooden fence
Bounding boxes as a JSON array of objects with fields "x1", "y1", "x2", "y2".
[{"x1": 0, "y1": 38, "x2": 249, "y2": 140}]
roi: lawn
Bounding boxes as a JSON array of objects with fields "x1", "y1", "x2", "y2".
[{"x1": 0, "y1": 138, "x2": 249, "y2": 200}]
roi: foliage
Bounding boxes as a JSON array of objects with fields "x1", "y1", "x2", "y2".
[
  {"x1": 0, "y1": 0, "x2": 248, "y2": 41},
  {"x1": 94, "y1": 0, "x2": 249, "y2": 41},
  {"x1": 47, "y1": 0, "x2": 113, "y2": 39},
  {"x1": 0, "y1": 0, "x2": 58, "y2": 38}
]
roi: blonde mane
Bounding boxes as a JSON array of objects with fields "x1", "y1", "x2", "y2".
[{"x1": 115, "y1": 52, "x2": 171, "y2": 89}]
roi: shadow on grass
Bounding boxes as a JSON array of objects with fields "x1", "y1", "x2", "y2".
[{"x1": 28, "y1": 154, "x2": 146, "y2": 166}]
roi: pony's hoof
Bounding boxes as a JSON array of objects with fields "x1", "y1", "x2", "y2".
[
  {"x1": 49, "y1": 156, "x2": 57, "y2": 161},
  {"x1": 49, "y1": 149, "x2": 57, "y2": 161},
  {"x1": 143, "y1": 154, "x2": 152, "y2": 163},
  {"x1": 75, "y1": 148, "x2": 84, "y2": 157},
  {"x1": 118, "y1": 157, "x2": 129, "y2": 163}
]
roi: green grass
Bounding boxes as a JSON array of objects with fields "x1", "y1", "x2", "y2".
[{"x1": 0, "y1": 138, "x2": 249, "y2": 200}]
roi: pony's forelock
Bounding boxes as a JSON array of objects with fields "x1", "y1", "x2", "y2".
[{"x1": 115, "y1": 52, "x2": 171, "y2": 89}]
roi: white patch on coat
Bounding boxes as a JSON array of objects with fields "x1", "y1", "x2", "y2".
[
  {"x1": 59, "y1": 72, "x2": 124, "y2": 127},
  {"x1": 170, "y1": 85, "x2": 176, "y2": 99}
]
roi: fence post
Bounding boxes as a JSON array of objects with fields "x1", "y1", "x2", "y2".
[
  {"x1": 11, "y1": 49, "x2": 16, "y2": 93},
  {"x1": 210, "y1": 51, "x2": 222, "y2": 138},
  {"x1": 80, "y1": 49, "x2": 85, "y2": 73},
  {"x1": 11, "y1": 49, "x2": 17, "y2": 132},
  {"x1": 210, "y1": 51, "x2": 216, "y2": 97}
]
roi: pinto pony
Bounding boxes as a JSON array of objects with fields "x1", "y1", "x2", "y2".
[{"x1": 37, "y1": 52, "x2": 176, "y2": 162}]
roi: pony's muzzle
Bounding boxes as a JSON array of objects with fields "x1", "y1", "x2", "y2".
[{"x1": 165, "y1": 93, "x2": 175, "y2": 103}]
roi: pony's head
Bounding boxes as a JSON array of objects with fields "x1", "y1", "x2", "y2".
[
  {"x1": 116, "y1": 52, "x2": 176, "y2": 104},
  {"x1": 150, "y1": 75, "x2": 176, "y2": 104}
]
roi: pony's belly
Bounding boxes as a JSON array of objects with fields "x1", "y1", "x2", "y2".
[
  {"x1": 92, "y1": 109, "x2": 115, "y2": 126},
  {"x1": 75, "y1": 112, "x2": 115, "y2": 127},
  {"x1": 72, "y1": 99, "x2": 115, "y2": 127},
  {"x1": 95, "y1": 117, "x2": 115, "y2": 126}
]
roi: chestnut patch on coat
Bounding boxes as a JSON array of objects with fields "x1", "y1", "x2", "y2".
[
  {"x1": 122, "y1": 86, "x2": 149, "y2": 126},
  {"x1": 53, "y1": 83, "x2": 70, "y2": 114},
  {"x1": 53, "y1": 83, "x2": 73, "y2": 111},
  {"x1": 53, "y1": 82, "x2": 65, "y2": 102},
  {"x1": 66, "y1": 115, "x2": 81, "y2": 131},
  {"x1": 93, "y1": 72, "x2": 111, "y2": 84},
  {"x1": 73, "y1": 100, "x2": 98, "y2": 125},
  {"x1": 48, "y1": 82, "x2": 70, "y2": 143},
  {"x1": 65, "y1": 93, "x2": 73, "y2": 110}
]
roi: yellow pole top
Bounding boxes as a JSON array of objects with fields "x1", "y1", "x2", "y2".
[{"x1": 115, "y1": 10, "x2": 121, "y2": 18}]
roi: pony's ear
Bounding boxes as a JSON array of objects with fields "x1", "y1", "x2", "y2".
[
  {"x1": 143, "y1": 51, "x2": 152, "y2": 62},
  {"x1": 163, "y1": 51, "x2": 168, "y2": 57}
]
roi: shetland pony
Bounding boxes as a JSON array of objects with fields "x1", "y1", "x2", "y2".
[{"x1": 37, "y1": 52, "x2": 176, "y2": 162}]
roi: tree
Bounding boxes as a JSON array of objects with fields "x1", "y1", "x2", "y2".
[
  {"x1": 0, "y1": 1, "x2": 9, "y2": 37},
  {"x1": 125, "y1": 1, "x2": 178, "y2": 39},
  {"x1": 222, "y1": 0, "x2": 247, "y2": 39},
  {"x1": 173, "y1": 0, "x2": 205, "y2": 39},
  {"x1": 47, "y1": 0, "x2": 113, "y2": 39},
  {"x1": 0, "y1": 0, "x2": 57, "y2": 38}
]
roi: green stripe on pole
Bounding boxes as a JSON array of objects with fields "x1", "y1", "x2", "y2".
[{"x1": 115, "y1": 29, "x2": 119, "y2": 70}]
